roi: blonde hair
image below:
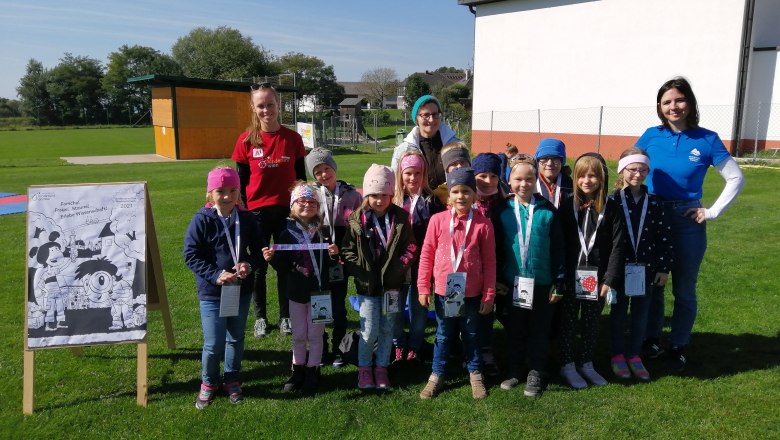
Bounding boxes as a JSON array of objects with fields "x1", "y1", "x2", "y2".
[
  {"x1": 393, "y1": 149, "x2": 431, "y2": 205},
  {"x1": 615, "y1": 147, "x2": 650, "y2": 189},
  {"x1": 205, "y1": 165, "x2": 244, "y2": 207},
  {"x1": 288, "y1": 180, "x2": 322, "y2": 227},
  {"x1": 243, "y1": 84, "x2": 281, "y2": 148},
  {"x1": 573, "y1": 156, "x2": 607, "y2": 213},
  {"x1": 441, "y1": 141, "x2": 470, "y2": 156}
]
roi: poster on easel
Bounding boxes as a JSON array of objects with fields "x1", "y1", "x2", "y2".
[{"x1": 26, "y1": 183, "x2": 147, "y2": 348}]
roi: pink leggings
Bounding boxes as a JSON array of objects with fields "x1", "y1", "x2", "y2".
[{"x1": 289, "y1": 300, "x2": 325, "y2": 367}]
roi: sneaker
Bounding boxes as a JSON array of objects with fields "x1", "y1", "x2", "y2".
[
  {"x1": 223, "y1": 381, "x2": 243, "y2": 404},
  {"x1": 374, "y1": 367, "x2": 392, "y2": 390},
  {"x1": 578, "y1": 362, "x2": 608, "y2": 386},
  {"x1": 406, "y1": 349, "x2": 419, "y2": 363},
  {"x1": 642, "y1": 339, "x2": 665, "y2": 359},
  {"x1": 391, "y1": 346, "x2": 405, "y2": 365},
  {"x1": 253, "y1": 318, "x2": 267, "y2": 338},
  {"x1": 481, "y1": 349, "x2": 500, "y2": 377},
  {"x1": 627, "y1": 356, "x2": 651, "y2": 381},
  {"x1": 357, "y1": 366, "x2": 375, "y2": 390},
  {"x1": 560, "y1": 362, "x2": 587, "y2": 390},
  {"x1": 667, "y1": 346, "x2": 687, "y2": 372},
  {"x1": 469, "y1": 371, "x2": 487, "y2": 399},
  {"x1": 610, "y1": 354, "x2": 631, "y2": 379},
  {"x1": 524, "y1": 370, "x2": 542, "y2": 397},
  {"x1": 500, "y1": 377, "x2": 520, "y2": 390},
  {"x1": 195, "y1": 383, "x2": 218, "y2": 409},
  {"x1": 331, "y1": 354, "x2": 345, "y2": 369},
  {"x1": 419, "y1": 373, "x2": 443, "y2": 399},
  {"x1": 279, "y1": 318, "x2": 292, "y2": 335}
]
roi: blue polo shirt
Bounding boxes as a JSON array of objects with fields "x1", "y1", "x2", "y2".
[{"x1": 635, "y1": 126, "x2": 731, "y2": 201}]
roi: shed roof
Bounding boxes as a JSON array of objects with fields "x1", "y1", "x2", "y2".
[
  {"x1": 338, "y1": 97, "x2": 364, "y2": 106},
  {"x1": 127, "y1": 74, "x2": 297, "y2": 93}
]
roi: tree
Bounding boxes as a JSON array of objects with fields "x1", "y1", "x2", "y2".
[
  {"x1": 437, "y1": 83, "x2": 470, "y2": 110},
  {"x1": 359, "y1": 67, "x2": 398, "y2": 109},
  {"x1": 46, "y1": 54, "x2": 105, "y2": 125},
  {"x1": 103, "y1": 45, "x2": 182, "y2": 123},
  {"x1": 16, "y1": 59, "x2": 53, "y2": 125},
  {"x1": 171, "y1": 26, "x2": 272, "y2": 80},
  {"x1": 403, "y1": 74, "x2": 431, "y2": 109},
  {"x1": 0, "y1": 98, "x2": 21, "y2": 118},
  {"x1": 434, "y1": 66, "x2": 461, "y2": 73},
  {"x1": 274, "y1": 52, "x2": 345, "y2": 110}
]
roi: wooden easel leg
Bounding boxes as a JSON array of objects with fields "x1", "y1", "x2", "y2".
[
  {"x1": 23, "y1": 350, "x2": 35, "y2": 415},
  {"x1": 160, "y1": 304, "x2": 176, "y2": 350},
  {"x1": 137, "y1": 342, "x2": 148, "y2": 407}
]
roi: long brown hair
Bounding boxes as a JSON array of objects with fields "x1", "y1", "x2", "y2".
[
  {"x1": 243, "y1": 83, "x2": 281, "y2": 148},
  {"x1": 573, "y1": 155, "x2": 607, "y2": 213},
  {"x1": 614, "y1": 147, "x2": 649, "y2": 189}
]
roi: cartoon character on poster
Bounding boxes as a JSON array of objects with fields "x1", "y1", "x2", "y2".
[
  {"x1": 29, "y1": 231, "x2": 71, "y2": 331},
  {"x1": 75, "y1": 257, "x2": 139, "y2": 330}
]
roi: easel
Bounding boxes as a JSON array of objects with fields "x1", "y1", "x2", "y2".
[{"x1": 23, "y1": 183, "x2": 175, "y2": 415}]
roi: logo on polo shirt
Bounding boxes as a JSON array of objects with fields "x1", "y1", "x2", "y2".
[{"x1": 689, "y1": 148, "x2": 701, "y2": 163}]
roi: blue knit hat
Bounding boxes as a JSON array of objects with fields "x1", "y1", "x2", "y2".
[
  {"x1": 447, "y1": 167, "x2": 477, "y2": 192},
  {"x1": 534, "y1": 138, "x2": 566, "y2": 163},
  {"x1": 411, "y1": 95, "x2": 441, "y2": 123},
  {"x1": 472, "y1": 153, "x2": 501, "y2": 176}
]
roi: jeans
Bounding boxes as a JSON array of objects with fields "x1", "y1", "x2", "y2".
[
  {"x1": 392, "y1": 284, "x2": 428, "y2": 350},
  {"x1": 647, "y1": 200, "x2": 707, "y2": 348},
  {"x1": 357, "y1": 295, "x2": 396, "y2": 368},
  {"x1": 251, "y1": 205, "x2": 290, "y2": 321},
  {"x1": 506, "y1": 284, "x2": 554, "y2": 376},
  {"x1": 644, "y1": 284, "x2": 666, "y2": 341},
  {"x1": 432, "y1": 295, "x2": 482, "y2": 376},
  {"x1": 200, "y1": 292, "x2": 251, "y2": 385},
  {"x1": 609, "y1": 288, "x2": 650, "y2": 357},
  {"x1": 289, "y1": 300, "x2": 325, "y2": 367}
]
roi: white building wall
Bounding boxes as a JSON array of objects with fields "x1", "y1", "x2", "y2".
[{"x1": 471, "y1": 0, "x2": 747, "y2": 138}]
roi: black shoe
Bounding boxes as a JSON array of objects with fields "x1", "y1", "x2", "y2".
[
  {"x1": 481, "y1": 349, "x2": 500, "y2": 377},
  {"x1": 283, "y1": 364, "x2": 306, "y2": 392},
  {"x1": 301, "y1": 366, "x2": 320, "y2": 395},
  {"x1": 642, "y1": 339, "x2": 665, "y2": 359},
  {"x1": 667, "y1": 346, "x2": 687, "y2": 372},
  {"x1": 524, "y1": 370, "x2": 542, "y2": 397}
]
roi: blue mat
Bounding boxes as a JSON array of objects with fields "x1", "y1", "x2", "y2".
[
  {"x1": 0, "y1": 192, "x2": 16, "y2": 198},
  {"x1": 0, "y1": 202, "x2": 27, "y2": 216}
]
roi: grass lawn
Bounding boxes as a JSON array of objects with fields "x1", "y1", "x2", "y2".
[{"x1": 2, "y1": 128, "x2": 779, "y2": 439}]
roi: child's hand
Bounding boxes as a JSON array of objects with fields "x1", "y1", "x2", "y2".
[
  {"x1": 654, "y1": 272, "x2": 669, "y2": 286},
  {"x1": 217, "y1": 270, "x2": 238, "y2": 285},
  {"x1": 599, "y1": 283, "x2": 611, "y2": 298},
  {"x1": 328, "y1": 243, "x2": 339, "y2": 256},
  {"x1": 235, "y1": 262, "x2": 250, "y2": 279},
  {"x1": 262, "y1": 246, "x2": 274, "y2": 262},
  {"x1": 478, "y1": 301, "x2": 494, "y2": 315},
  {"x1": 418, "y1": 294, "x2": 431, "y2": 308}
]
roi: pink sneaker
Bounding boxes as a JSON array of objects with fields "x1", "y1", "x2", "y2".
[
  {"x1": 392, "y1": 346, "x2": 404, "y2": 364},
  {"x1": 374, "y1": 367, "x2": 392, "y2": 390},
  {"x1": 406, "y1": 349, "x2": 419, "y2": 363},
  {"x1": 627, "y1": 356, "x2": 651, "y2": 381},
  {"x1": 357, "y1": 367, "x2": 375, "y2": 390},
  {"x1": 611, "y1": 354, "x2": 631, "y2": 379}
]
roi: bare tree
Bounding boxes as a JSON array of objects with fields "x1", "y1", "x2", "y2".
[{"x1": 359, "y1": 67, "x2": 398, "y2": 109}]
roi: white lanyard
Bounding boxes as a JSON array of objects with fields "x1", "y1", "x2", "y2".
[
  {"x1": 294, "y1": 222, "x2": 324, "y2": 290},
  {"x1": 405, "y1": 193, "x2": 420, "y2": 224},
  {"x1": 372, "y1": 213, "x2": 392, "y2": 250},
  {"x1": 218, "y1": 209, "x2": 240, "y2": 268},
  {"x1": 536, "y1": 174, "x2": 561, "y2": 208},
  {"x1": 573, "y1": 202, "x2": 604, "y2": 266},
  {"x1": 449, "y1": 208, "x2": 473, "y2": 272},
  {"x1": 319, "y1": 183, "x2": 340, "y2": 242},
  {"x1": 513, "y1": 196, "x2": 535, "y2": 270},
  {"x1": 620, "y1": 188, "x2": 648, "y2": 263}
]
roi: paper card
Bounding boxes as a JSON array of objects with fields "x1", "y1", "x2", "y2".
[
  {"x1": 575, "y1": 266, "x2": 599, "y2": 301},
  {"x1": 311, "y1": 291, "x2": 333, "y2": 324},
  {"x1": 219, "y1": 283, "x2": 241, "y2": 317},
  {"x1": 329, "y1": 265, "x2": 344, "y2": 283},
  {"x1": 444, "y1": 272, "x2": 467, "y2": 317},
  {"x1": 625, "y1": 264, "x2": 646, "y2": 297},
  {"x1": 513, "y1": 276, "x2": 535, "y2": 309},
  {"x1": 383, "y1": 290, "x2": 400, "y2": 315}
]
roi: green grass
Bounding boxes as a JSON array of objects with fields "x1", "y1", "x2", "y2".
[{"x1": 2, "y1": 129, "x2": 779, "y2": 439}]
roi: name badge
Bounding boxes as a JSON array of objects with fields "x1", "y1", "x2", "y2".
[
  {"x1": 625, "y1": 264, "x2": 646, "y2": 297},
  {"x1": 513, "y1": 276, "x2": 535, "y2": 310},
  {"x1": 311, "y1": 291, "x2": 333, "y2": 324},
  {"x1": 575, "y1": 266, "x2": 599, "y2": 301},
  {"x1": 329, "y1": 265, "x2": 344, "y2": 283},
  {"x1": 219, "y1": 283, "x2": 241, "y2": 317},
  {"x1": 252, "y1": 147, "x2": 263, "y2": 158},
  {"x1": 444, "y1": 272, "x2": 467, "y2": 318},
  {"x1": 383, "y1": 290, "x2": 400, "y2": 315}
]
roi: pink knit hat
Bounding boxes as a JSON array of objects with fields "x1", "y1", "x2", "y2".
[
  {"x1": 207, "y1": 167, "x2": 240, "y2": 192},
  {"x1": 362, "y1": 164, "x2": 395, "y2": 196}
]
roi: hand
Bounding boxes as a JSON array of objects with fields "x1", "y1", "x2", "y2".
[
  {"x1": 217, "y1": 270, "x2": 238, "y2": 285},
  {"x1": 328, "y1": 243, "x2": 339, "y2": 256},
  {"x1": 549, "y1": 293, "x2": 562, "y2": 304},
  {"x1": 418, "y1": 294, "x2": 431, "y2": 308},
  {"x1": 654, "y1": 272, "x2": 669, "y2": 286},
  {"x1": 479, "y1": 301, "x2": 494, "y2": 315},
  {"x1": 685, "y1": 207, "x2": 707, "y2": 224},
  {"x1": 235, "y1": 262, "x2": 250, "y2": 279},
  {"x1": 599, "y1": 283, "x2": 611, "y2": 298},
  {"x1": 262, "y1": 246, "x2": 274, "y2": 262}
]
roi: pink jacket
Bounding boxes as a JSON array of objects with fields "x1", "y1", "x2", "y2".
[{"x1": 417, "y1": 209, "x2": 496, "y2": 305}]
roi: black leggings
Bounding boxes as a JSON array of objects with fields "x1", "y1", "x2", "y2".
[{"x1": 252, "y1": 205, "x2": 290, "y2": 321}]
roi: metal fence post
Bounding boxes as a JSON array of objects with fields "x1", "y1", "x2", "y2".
[
  {"x1": 597, "y1": 105, "x2": 604, "y2": 153},
  {"x1": 753, "y1": 101, "x2": 761, "y2": 162},
  {"x1": 537, "y1": 109, "x2": 541, "y2": 137},
  {"x1": 489, "y1": 111, "x2": 494, "y2": 151}
]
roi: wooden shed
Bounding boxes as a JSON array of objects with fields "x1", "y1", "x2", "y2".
[{"x1": 128, "y1": 75, "x2": 295, "y2": 160}]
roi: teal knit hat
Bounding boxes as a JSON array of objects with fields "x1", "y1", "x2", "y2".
[{"x1": 411, "y1": 95, "x2": 441, "y2": 123}]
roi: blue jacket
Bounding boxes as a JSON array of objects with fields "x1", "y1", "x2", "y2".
[{"x1": 183, "y1": 207, "x2": 263, "y2": 300}]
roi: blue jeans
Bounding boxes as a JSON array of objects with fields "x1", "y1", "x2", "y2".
[
  {"x1": 200, "y1": 292, "x2": 252, "y2": 386},
  {"x1": 609, "y1": 289, "x2": 650, "y2": 358},
  {"x1": 432, "y1": 295, "x2": 482, "y2": 376},
  {"x1": 357, "y1": 295, "x2": 396, "y2": 368},
  {"x1": 647, "y1": 200, "x2": 707, "y2": 348},
  {"x1": 392, "y1": 284, "x2": 428, "y2": 350},
  {"x1": 644, "y1": 284, "x2": 666, "y2": 342}
]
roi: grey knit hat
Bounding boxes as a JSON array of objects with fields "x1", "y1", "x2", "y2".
[{"x1": 305, "y1": 147, "x2": 338, "y2": 178}]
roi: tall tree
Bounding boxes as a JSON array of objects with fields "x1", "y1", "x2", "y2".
[
  {"x1": 359, "y1": 67, "x2": 398, "y2": 109},
  {"x1": 103, "y1": 45, "x2": 182, "y2": 123},
  {"x1": 46, "y1": 53, "x2": 105, "y2": 125},
  {"x1": 274, "y1": 52, "x2": 344, "y2": 110},
  {"x1": 16, "y1": 59, "x2": 53, "y2": 125},
  {"x1": 403, "y1": 74, "x2": 431, "y2": 109},
  {"x1": 171, "y1": 26, "x2": 272, "y2": 80},
  {"x1": 0, "y1": 98, "x2": 21, "y2": 118}
]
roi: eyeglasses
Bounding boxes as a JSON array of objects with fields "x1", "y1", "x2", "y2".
[
  {"x1": 250, "y1": 82, "x2": 274, "y2": 91},
  {"x1": 417, "y1": 112, "x2": 441, "y2": 120},
  {"x1": 624, "y1": 167, "x2": 649, "y2": 175},
  {"x1": 538, "y1": 157, "x2": 562, "y2": 165},
  {"x1": 295, "y1": 199, "x2": 318, "y2": 207}
]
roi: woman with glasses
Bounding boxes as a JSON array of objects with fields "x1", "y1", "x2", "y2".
[
  {"x1": 391, "y1": 95, "x2": 461, "y2": 189},
  {"x1": 232, "y1": 83, "x2": 308, "y2": 338},
  {"x1": 533, "y1": 138, "x2": 573, "y2": 209},
  {"x1": 635, "y1": 76, "x2": 744, "y2": 371}
]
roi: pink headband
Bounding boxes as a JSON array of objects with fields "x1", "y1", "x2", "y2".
[
  {"x1": 207, "y1": 167, "x2": 240, "y2": 192},
  {"x1": 400, "y1": 154, "x2": 425, "y2": 172},
  {"x1": 290, "y1": 184, "x2": 318, "y2": 208},
  {"x1": 618, "y1": 154, "x2": 650, "y2": 173}
]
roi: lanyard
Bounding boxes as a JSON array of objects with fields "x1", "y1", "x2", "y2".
[
  {"x1": 573, "y1": 202, "x2": 604, "y2": 266},
  {"x1": 620, "y1": 188, "x2": 648, "y2": 263},
  {"x1": 218, "y1": 208, "x2": 240, "y2": 269},
  {"x1": 319, "y1": 183, "x2": 340, "y2": 242},
  {"x1": 449, "y1": 208, "x2": 473, "y2": 272},
  {"x1": 293, "y1": 222, "x2": 324, "y2": 290},
  {"x1": 513, "y1": 196, "x2": 535, "y2": 270},
  {"x1": 537, "y1": 174, "x2": 561, "y2": 208},
  {"x1": 405, "y1": 193, "x2": 420, "y2": 225},
  {"x1": 371, "y1": 213, "x2": 392, "y2": 250}
]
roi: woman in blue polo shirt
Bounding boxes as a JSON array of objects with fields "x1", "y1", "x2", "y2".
[{"x1": 635, "y1": 77, "x2": 744, "y2": 371}]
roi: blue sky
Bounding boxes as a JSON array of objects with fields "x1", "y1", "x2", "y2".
[{"x1": 0, "y1": 0, "x2": 475, "y2": 100}]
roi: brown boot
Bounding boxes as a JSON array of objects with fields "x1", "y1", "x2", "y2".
[
  {"x1": 419, "y1": 373, "x2": 443, "y2": 399},
  {"x1": 470, "y1": 371, "x2": 487, "y2": 399}
]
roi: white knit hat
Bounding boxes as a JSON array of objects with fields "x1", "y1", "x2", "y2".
[{"x1": 362, "y1": 164, "x2": 395, "y2": 196}]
